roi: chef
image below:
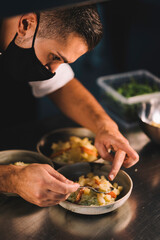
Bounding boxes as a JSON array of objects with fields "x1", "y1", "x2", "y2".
[{"x1": 0, "y1": 5, "x2": 139, "y2": 207}]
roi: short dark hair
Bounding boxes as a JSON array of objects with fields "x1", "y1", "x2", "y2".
[{"x1": 37, "y1": 5, "x2": 103, "y2": 51}]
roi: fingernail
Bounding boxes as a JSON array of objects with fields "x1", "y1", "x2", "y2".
[
  {"x1": 109, "y1": 174, "x2": 114, "y2": 181},
  {"x1": 74, "y1": 183, "x2": 80, "y2": 187},
  {"x1": 134, "y1": 153, "x2": 139, "y2": 159},
  {"x1": 75, "y1": 183, "x2": 80, "y2": 186},
  {"x1": 66, "y1": 179, "x2": 74, "y2": 184}
]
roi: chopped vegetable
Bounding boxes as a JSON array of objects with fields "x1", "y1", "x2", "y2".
[
  {"x1": 107, "y1": 191, "x2": 117, "y2": 198},
  {"x1": 50, "y1": 136, "x2": 98, "y2": 163},
  {"x1": 116, "y1": 78, "x2": 159, "y2": 98},
  {"x1": 68, "y1": 173, "x2": 123, "y2": 206},
  {"x1": 75, "y1": 189, "x2": 84, "y2": 203},
  {"x1": 81, "y1": 146, "x2": 98, "y2": 157},
  {"x1": 50, "y1": 147, "x2": 71, "y2": 158}
]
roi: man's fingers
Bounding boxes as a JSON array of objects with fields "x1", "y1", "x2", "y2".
[
  {"x1": 106, "y1": 141, "x2": 139, "y2": 168},
  {"x1": 118, "y1": 142, "x2": 139, "y2": 167},
  {"x1": 41, "y1": 165, "x2": 79, "y2": 196},
  {"x1": 38, "y1": 190, "x2": 72, "y2": 207},
  {"x1": 108, "y1": 150, "x2": 126, "y2": 181},
  {"x1": 123, "y1": 155, "x2": 139, "y2": 168},
  {"x1": 47, "y1": 174, "x2": 79, "y2": 194},
  {"x1": 116, "y1": 142, "x2": 139, "y2": 161},
  {"x1": 38, "y1": 200, "x2": 60, "y2": 207},
  {"x1": 44, "y1": 165, "x2": 74, "y2": 184},
  {"x1": 95, "y1": 142, "x2": 114, "y2": 161},
  {"x1": 47, "y1": 191, "x2": 69, "y2": 202}
]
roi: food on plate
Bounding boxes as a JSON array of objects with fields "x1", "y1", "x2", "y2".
[
  {"x1": 150, "y1": 121, "x2": 160, "y2": 128},
  {"x1": 50, "y1": 136, "x2": 98, "y2": 163},
  {"x1": 68, "y1": 173, "x2": 123, "y2": 206},
  {"x1": 13, "y1": 162, "x2": 30, "y2": 166}
]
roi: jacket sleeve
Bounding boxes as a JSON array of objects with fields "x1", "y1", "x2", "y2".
[{"x1": 29, "y1": 63, "x2": 74, "y2": 98}]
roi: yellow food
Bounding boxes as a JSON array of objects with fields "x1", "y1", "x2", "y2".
[
  {"x1": 50, "y1": 136, "x2": 98, "y2": 163},
  {"x1": 68, "y1": 173, "x2": 123, "y2": 206},
  {"x1": 13, "y1": 162, "x2": 29, "y2": 166}
]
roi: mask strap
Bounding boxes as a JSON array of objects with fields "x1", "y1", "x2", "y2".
[
  {"x1": 32, "y1": 12, "x2": 40, "y2": 48},
  {"x1": 13, "y1": 32, "x2": 18, "y2": 41}
]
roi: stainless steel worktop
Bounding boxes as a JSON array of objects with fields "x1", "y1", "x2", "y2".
[{"x1": 0, "y1": 115, "x2": 159, "y2": 240}]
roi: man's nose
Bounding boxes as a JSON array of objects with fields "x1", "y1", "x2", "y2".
[{"x1": 45, "y1": 63, "x2": 61, "y2": 73}]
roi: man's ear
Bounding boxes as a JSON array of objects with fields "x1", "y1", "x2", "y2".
[{"x1": 18, "y1": 13, "x2": 37, "y2": 38}]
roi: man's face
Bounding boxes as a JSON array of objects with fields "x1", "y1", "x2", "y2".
[{"x1": 33, "y1": 32, "x2": 88, "y2": 72}]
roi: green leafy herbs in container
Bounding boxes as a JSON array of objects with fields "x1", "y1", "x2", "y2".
[{"x1": 116, "y1": 77, "x2": 159, "y2": 98}]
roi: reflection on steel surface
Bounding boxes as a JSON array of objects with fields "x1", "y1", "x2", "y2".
[{"x1": 49, "y1": 198, "x2": 137, "y2": 238}]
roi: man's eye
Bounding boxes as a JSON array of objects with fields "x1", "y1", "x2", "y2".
[{"x1": 52, "y1": 54, "x2": 61, "y2": 61}]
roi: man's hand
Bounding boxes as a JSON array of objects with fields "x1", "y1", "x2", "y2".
[
  {"x1": 48, "y1": 78, "x2": 139, "y2": 181},
  {"x1": 12, "y1": 164, "x2": 79, "y2": 207},
  {"x1": 94, "y1": 124, "x2": 139, "y2": 180}
]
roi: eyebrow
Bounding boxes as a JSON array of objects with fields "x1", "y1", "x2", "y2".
[{"x1": 57, "y1": 51, "x2": 68, "y2": 63}]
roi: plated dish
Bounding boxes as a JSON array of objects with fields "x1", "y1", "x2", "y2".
[
  {"x1": 58, "y1": 162, "x2": 133, "y2": 215},
  {"x1": 68, "y1": 173, "x2": 123, "y2": 206},
  {"x1": 37, "y1": 127, "x2": 97, "y2": 166}
]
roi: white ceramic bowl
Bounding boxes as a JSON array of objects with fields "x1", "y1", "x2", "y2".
[{"x1": 58, "y1": 162, "x2": 133, "y2": 215}]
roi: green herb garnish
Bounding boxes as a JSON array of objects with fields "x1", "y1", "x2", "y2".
[{"x1": 116, "y1": 77, "x2": 159, "y2": 98}]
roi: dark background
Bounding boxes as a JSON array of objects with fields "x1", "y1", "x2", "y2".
[{"x1": 36, "y1": 0, "x2": 160, "y2": 121}]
